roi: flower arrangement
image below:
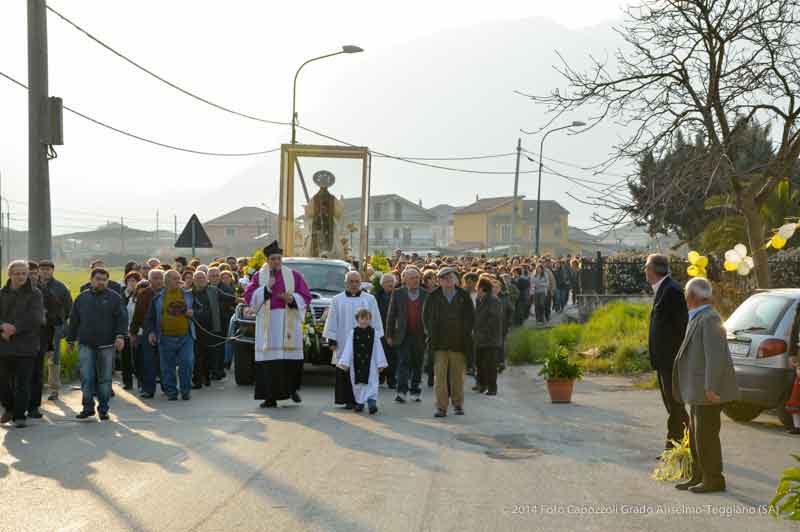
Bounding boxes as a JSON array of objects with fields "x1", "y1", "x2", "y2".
[
  {"x1": 652, "y1": 428, "x2": 692, "y2": 481},
  {"x1": 370, "y1": 252, "x2": 390, "y2": 273}
]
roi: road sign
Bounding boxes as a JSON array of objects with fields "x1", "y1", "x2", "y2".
[{"x1": 174, "y1": 214, "x2": 213, "y2": 256}]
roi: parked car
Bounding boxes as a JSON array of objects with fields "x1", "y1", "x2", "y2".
[
  {"x1": 723, "y1": 289, "x2": 799, "y2": 429},
  {"x1": 229, "y1": 258, "x2": 352, "y2": 385}
]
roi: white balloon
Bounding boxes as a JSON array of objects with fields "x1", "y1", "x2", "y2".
[
  {"x1": 725, "y1": 250, "x2": 741, "y2": 263},
  {"x1": 734, "y1": 243, "x2": 748, "y2": 258},
  {"x1": 744, "y1": 256, "x2": 754, "y2": 268},
  {"x1": 737, "y1": 262, "x2": 751, "y2": 276},
  {"x1": 778, "y1": 223, "x2": 797, "y2": 240}
]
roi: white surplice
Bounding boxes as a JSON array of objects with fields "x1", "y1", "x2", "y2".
[
  {"x1": 322, "y1": 291, "x2": 384, "y2": 363},
  {"x1": 250, "y1": 284, "x2": 307, "y2": 362},
  {"x1": 337, "y1": 328, "x2": 388, "y2": 404}
]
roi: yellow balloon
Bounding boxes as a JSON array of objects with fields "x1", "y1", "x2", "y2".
[
  {"x1": 696, "y1": 256, "x2": 708, "y2": 269},
  {"x1": 724, "y1": 260, "x2": 738, "y2": 272},
  {"x1": 773, "y1": 235, "x2": 787, "y2": 249},
  {"x1": 687, "y1": 265, "x2": 700, "y2": 277},
  {"x1": 688, "y1": 251, "x2": 700, "y2": 264}
]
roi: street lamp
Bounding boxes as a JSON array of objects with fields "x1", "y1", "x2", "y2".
[
  {"x1": 291, "y1": 45, "x2": 364, "y2": 144},
  {"x1": 522, "y1": 120, "x2": 586, "y2": 255}
]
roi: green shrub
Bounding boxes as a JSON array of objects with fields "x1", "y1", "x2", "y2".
[
  {"x1": 538, "y1": 347, "x2": 583, "y2": 381},
  {"x1": 574, "y1": 357, "x2": 613, "y2": 374},
  {"x1": 771, "y1": 453, "x2": 800, "y2": 520},
  {"x1": 60, "y1": 341, "x2": 80, "y2": 381},
  {"x1": 507, "y1": 327, "x2": 553, "y2": 365},
  {"x1": 549, "y1": 323, "x2": 582, "y2": 351},
  {"x1": 612, "y1": 341, "x2": 650, "y2": 374}
]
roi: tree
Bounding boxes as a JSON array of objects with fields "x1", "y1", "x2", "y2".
[{"x1": 530, "y1": 0, "x2": 800, "y2": 287}]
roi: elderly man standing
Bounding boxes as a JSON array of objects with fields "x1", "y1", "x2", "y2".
[
  {"x1": 0, "y1": 261, "x2": 44, "y2": 428},
  {"x1": 244, "y1": 241, "x2": 313, "y2": 408},
  {"x1": 324, "y1": 271, "x2": 383, "y2": 409},
  {"x1": 673, "y1": 278, "x2": 739, "y2": 493},
  {"x1": 130, "y1": 269, "x2": 164, "y2": 398},
  {"x1": 645, "y1": 253, "x2": 690, "y2": 455},
  {"x1": 423, "y1": 267, "x2": 475, "y2": 418},
  {"x1": 387, "y1": 266, "x2": 428, "y2": 403}
]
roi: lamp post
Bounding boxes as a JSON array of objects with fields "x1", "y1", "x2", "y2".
[
  {"x1": 291, "y1": 45, "x2": 364, "y2": 145},
  {"x1": 523, "y1": 121, "x2": 586, "y2": 255}
]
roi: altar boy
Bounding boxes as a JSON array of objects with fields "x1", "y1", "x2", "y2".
[{"x1": 337, "y1": 308, "x2": 388, "y2": 414}]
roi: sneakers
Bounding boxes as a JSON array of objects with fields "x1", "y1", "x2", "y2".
[
  {"x1": 394, "y1": 393, "x2": 407, "y2": 404},
  {"x1": 1, "y1": 410, "x2": 12, "y2": 424},
  {"x1": 98, "y1": 412, "x2": 110, "y2": 421},
  {"x1": 181, "y1": 394, "x2": 191, "y2": 401},
  {"x1": 291, "y1": 392, "x2": 302, "y2": 403},
  {"x1": 411, "y1": 392, "x2": 422, "y2": 403},
  {"x1": 76, "y1": 411, "x2": 95, "y2": 420}
]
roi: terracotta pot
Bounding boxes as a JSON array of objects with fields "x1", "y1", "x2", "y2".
[{"x1": 546, "y1": 378, "x2": 576, "y2": 403}]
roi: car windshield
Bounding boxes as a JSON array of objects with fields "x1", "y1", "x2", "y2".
[
  {"x1": 286, "y1": 262, "x2": 349, "y2": 294},
  {"x1": 725, "y1": 294, "x2": 793, "y2": 335}
]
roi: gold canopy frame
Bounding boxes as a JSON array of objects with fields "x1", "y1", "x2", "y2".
[{"x1": 278, "y1": 143, "x2": 371, "y2": 259}]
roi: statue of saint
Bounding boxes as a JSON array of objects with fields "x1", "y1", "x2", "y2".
[{"x1": 303, "y1": 170, "x2": 345, "y2": 259}]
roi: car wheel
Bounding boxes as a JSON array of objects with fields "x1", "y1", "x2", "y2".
[
  {"x1": 234, "y1": 341, "x2": 255, "y2": 386},
  {"x1": 722, "y1": 401, "x2": 763, "y2": 423}
]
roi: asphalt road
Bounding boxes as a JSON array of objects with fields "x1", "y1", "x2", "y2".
[{"x1": 0, "y1": 366, "x2": 796, "y2": 532}]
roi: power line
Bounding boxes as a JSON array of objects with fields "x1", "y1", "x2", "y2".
[
  {"x1": 0, "y1": 70, "x2": 281, "y2": 157},
  {"x1": 45, "y1": 5, "x2": 291, "y2": 127}
]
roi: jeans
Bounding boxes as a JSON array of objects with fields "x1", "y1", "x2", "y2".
[
  {"x1": 395, "y1": 335, "x2": 424, "y2": 395},
  {"x1": 158, "y1": 335, "x2": 194, "y2": 398},
  {"x1": 51, "y1": 324, "x2": 66, "y2": 365},
  {"x1": 78, "y1": 345, "x2": 114, "y2": 414},
  {"x1": 139, "y1": 336, "x2": 157, "y2": 395},
  {"x1": 0, "y1": 357, "x2": 35, "y2": 421}
]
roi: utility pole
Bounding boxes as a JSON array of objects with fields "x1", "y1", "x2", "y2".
[
  {"x1": 27, "y1": 0, "x2": 52, "y2": 261},
  {"x1": 510, "y1": 138, "x2": 521, "y2": 253}
]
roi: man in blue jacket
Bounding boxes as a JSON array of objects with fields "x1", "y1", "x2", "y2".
[{"x1": 67, "y1": 268, "x2": 126, "y2": 421}]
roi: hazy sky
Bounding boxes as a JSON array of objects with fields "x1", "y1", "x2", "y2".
[{"x1": 0, "y1": 0, "x2": 629, "y2": 235}]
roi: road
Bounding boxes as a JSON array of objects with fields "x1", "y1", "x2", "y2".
[{"x1": 0, "y1": 366, "x2": 796, "y2": 532}]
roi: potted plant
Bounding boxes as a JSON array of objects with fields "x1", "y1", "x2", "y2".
[{"x1": 538, "y1": 347, "x2": 583, "y2": 403}]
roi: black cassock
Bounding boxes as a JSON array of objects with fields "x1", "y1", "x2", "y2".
[{"x1": 334, "y1": 327, "x2": 375, "y2": 405}]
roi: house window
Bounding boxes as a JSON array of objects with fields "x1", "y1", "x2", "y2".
[
  {"x1": 499, "y1": 224, "x2": 512, "y2": 242},
  {"x1": 394, "y1": 201, "x2": 403, "y2": 221},
  {"x1": 402, "y1": 227, "x2": 412, "y2": 245},
  {"x1": 375, "y1": 227, "x2": 384, "y2": 241},
  {"x1": 374, "y1": 203, "x2": 382, "y2": 220},
  {"x1": 226, "y1": 227, "x2": 236, "y2": 238},
  {"x1": 393, "y1": 228, "x2": 400, "y2": 240}
]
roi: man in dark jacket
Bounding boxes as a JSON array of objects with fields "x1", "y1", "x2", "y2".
[
  {"x1": 191, "y1": 270, "x2": 236, "y2": 386},
  {"x1": 0, "y1": 261, "x2": 44, "y2": 428},
  {"x1": 645, "y1": 254, "x2": 690, "y2": 453},
  {"x1": 67, "y1": 268, "x2": 127, "y2": 421},
  {"x1": 512, "y1": 267, "x2": 530, "y2": 326},
  {"x1": 474, "y1": 278, "x2": 503, "y2": 395},
  {"x1": 375, "y1": 273, "x2": 397, "y2": 390},
  {"x1": 38, "y1": 260, "x2": 72, "y2": 400},
  {"x1": 129, "y1": 269, "x2": 164, "y2": 398},
  {"x1": 386, "y1": 267, "x2": 428, "y2": 403},
  {"x1": 422, "y1": 267, "x2": 475, "y2": 418}
]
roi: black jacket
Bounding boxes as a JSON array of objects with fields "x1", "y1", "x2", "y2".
[
  {"x1": 422, "y1": 287, "x2": 475, "y2": 354},
  {"x1": 67, "y1": 288, "x2": 127, "y2": 348},
  {"x1": 386, "y1": 287, "x2": 428, "y2": 345},
  {"x1": 648, "y1": 276, "x2": 688, "y2": 370},
  {"x1": 0, "y1": 279, "x2": 44, "y2": 358},
  {"x1": 474, "y1": 294, "x2": 503, "y2": 349},
  {"x1": 41, "y1": 278, "x2": 72, "y2": 327},
  {"x1": 375, "y1": 287, "x2": 393, "y2": 332}
]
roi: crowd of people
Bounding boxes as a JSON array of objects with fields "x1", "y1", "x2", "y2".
[{"x1": 0, "y1": 243, "x2": 583, "y2": 426}]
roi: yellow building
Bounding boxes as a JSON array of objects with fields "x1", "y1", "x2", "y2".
[{"x1": 453, "y1": 196, "x2": 571, "y2": 255}]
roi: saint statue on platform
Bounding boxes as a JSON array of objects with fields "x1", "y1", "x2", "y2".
[{"x1": 303, "y1": 170, "x2": 346, "y2": 259}]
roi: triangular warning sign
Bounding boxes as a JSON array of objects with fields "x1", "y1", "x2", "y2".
[{"x1": 174, "y1": 214, "x2": 213, "y2": 248}]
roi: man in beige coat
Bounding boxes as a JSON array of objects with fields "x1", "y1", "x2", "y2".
[{"x1": 672, "y1": 277, "x2": 740, "y2": 493}]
